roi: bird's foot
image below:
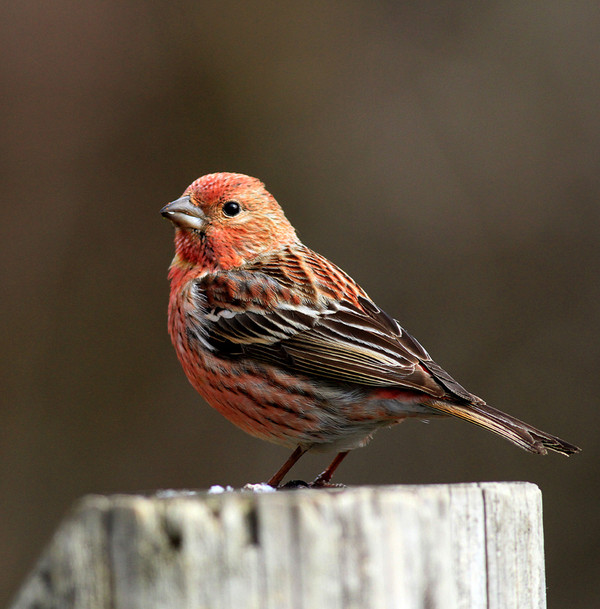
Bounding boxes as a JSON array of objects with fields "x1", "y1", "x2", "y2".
[
  {"x1": 279, "y1": 479, "x2": 311, "y2": 489},
  {"x1": 310, "y1": 473, "x2": 346, "y2": 488},
  {"x1": 277, "y1": 477, "x2": 346, "y2": 490}
]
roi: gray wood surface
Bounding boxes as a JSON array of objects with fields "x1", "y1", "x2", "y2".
[{"x1": 9, "y1": 482, "x2": 545, "y2": 609}]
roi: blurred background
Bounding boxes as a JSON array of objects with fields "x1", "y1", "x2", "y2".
[{"x1": 2, "y1": 1, "x2": 598, "y2": 607}]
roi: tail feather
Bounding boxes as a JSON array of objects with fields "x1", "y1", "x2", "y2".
[{"x1": 430, "y1": 400, "x2": 581, "y2": 456}]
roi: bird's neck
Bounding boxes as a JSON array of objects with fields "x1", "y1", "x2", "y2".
[
  {"x1": 169, "y1": 228, "x2": 245, "y2": 277},
  {"x1": 169, "y1": 224, "x2": 300, "y2": 280}
]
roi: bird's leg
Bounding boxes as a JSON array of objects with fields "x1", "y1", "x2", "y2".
[
  {"x1": 311, "y1": 451, "x2": 349, "y2": 487},
  {"x1": 267, "y1": 445, "x2": 308, "y2": 487}
]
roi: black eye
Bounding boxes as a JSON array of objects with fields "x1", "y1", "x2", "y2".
[{"x1": 222, "y1": 201, "x2": 241, "y2": 217}]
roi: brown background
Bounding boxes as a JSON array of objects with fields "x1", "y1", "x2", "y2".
[{"x1": 2, "y1": 2, "x2": 598, "y2": 607}]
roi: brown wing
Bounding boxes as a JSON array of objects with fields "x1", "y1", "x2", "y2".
[{"x1": 189, "y1": 246, "x2": 478, "y2": 401}]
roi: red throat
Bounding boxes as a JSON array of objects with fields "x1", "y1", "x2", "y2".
[{"x1": 169, "y1": 176, "x2": 298, "y2": 273}]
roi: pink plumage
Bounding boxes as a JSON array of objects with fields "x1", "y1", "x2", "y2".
[{"x1": 162, "y1": 172, "x2": 580, "y2": 486}]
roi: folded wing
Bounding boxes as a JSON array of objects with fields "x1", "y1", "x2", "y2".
[{"x1": 192, "y1": 268, "x2": 474, "y2": 401}]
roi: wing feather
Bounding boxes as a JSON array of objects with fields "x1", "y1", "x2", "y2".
[{"x1": 189, "y1": 249, "x2": 475, "y2": 401}]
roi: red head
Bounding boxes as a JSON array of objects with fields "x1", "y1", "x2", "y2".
[{"x1": 162, "y1": 173, "x2": 298, "y2": 275}]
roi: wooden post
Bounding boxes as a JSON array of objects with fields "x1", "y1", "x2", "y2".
[{"x1": 9, "y1": 482, "x2": 545, "y2": 609}]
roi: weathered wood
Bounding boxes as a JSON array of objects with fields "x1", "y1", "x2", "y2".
[{"x1": 9, "y1": 482, "x2": 545, "y2": 609}]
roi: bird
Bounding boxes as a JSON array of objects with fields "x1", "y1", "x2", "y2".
[{"x1": 161, "y1": 172, "x2": 580, "y2": 487}]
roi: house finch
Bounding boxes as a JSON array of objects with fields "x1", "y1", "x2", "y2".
[{"x1": 162, "y1": 172, "x2": 580, "y2": 487}]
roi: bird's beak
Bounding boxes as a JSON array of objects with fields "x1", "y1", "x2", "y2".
[{"x1": 161, "y1": 195, "x2": 207, "y2": 231}]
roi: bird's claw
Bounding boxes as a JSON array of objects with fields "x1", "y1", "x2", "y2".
[
  {"x1": 277, "y1": 478, "x2": 347, "y2": 490},
  {"x1": 279, "y1": 479, "x2": 311, "y2": 489}
]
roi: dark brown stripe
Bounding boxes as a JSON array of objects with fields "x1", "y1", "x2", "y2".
[{"x1": 263, "y1": 415, "x2": 301, "y2": 433}]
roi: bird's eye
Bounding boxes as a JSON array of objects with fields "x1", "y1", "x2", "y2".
[{"x1": 222, "y1": 201, "x2": 241, "y2": 217}]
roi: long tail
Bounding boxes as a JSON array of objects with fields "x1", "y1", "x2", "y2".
[{"x1": 429, "y1": 399, "x2": 581, "y2": 456}]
